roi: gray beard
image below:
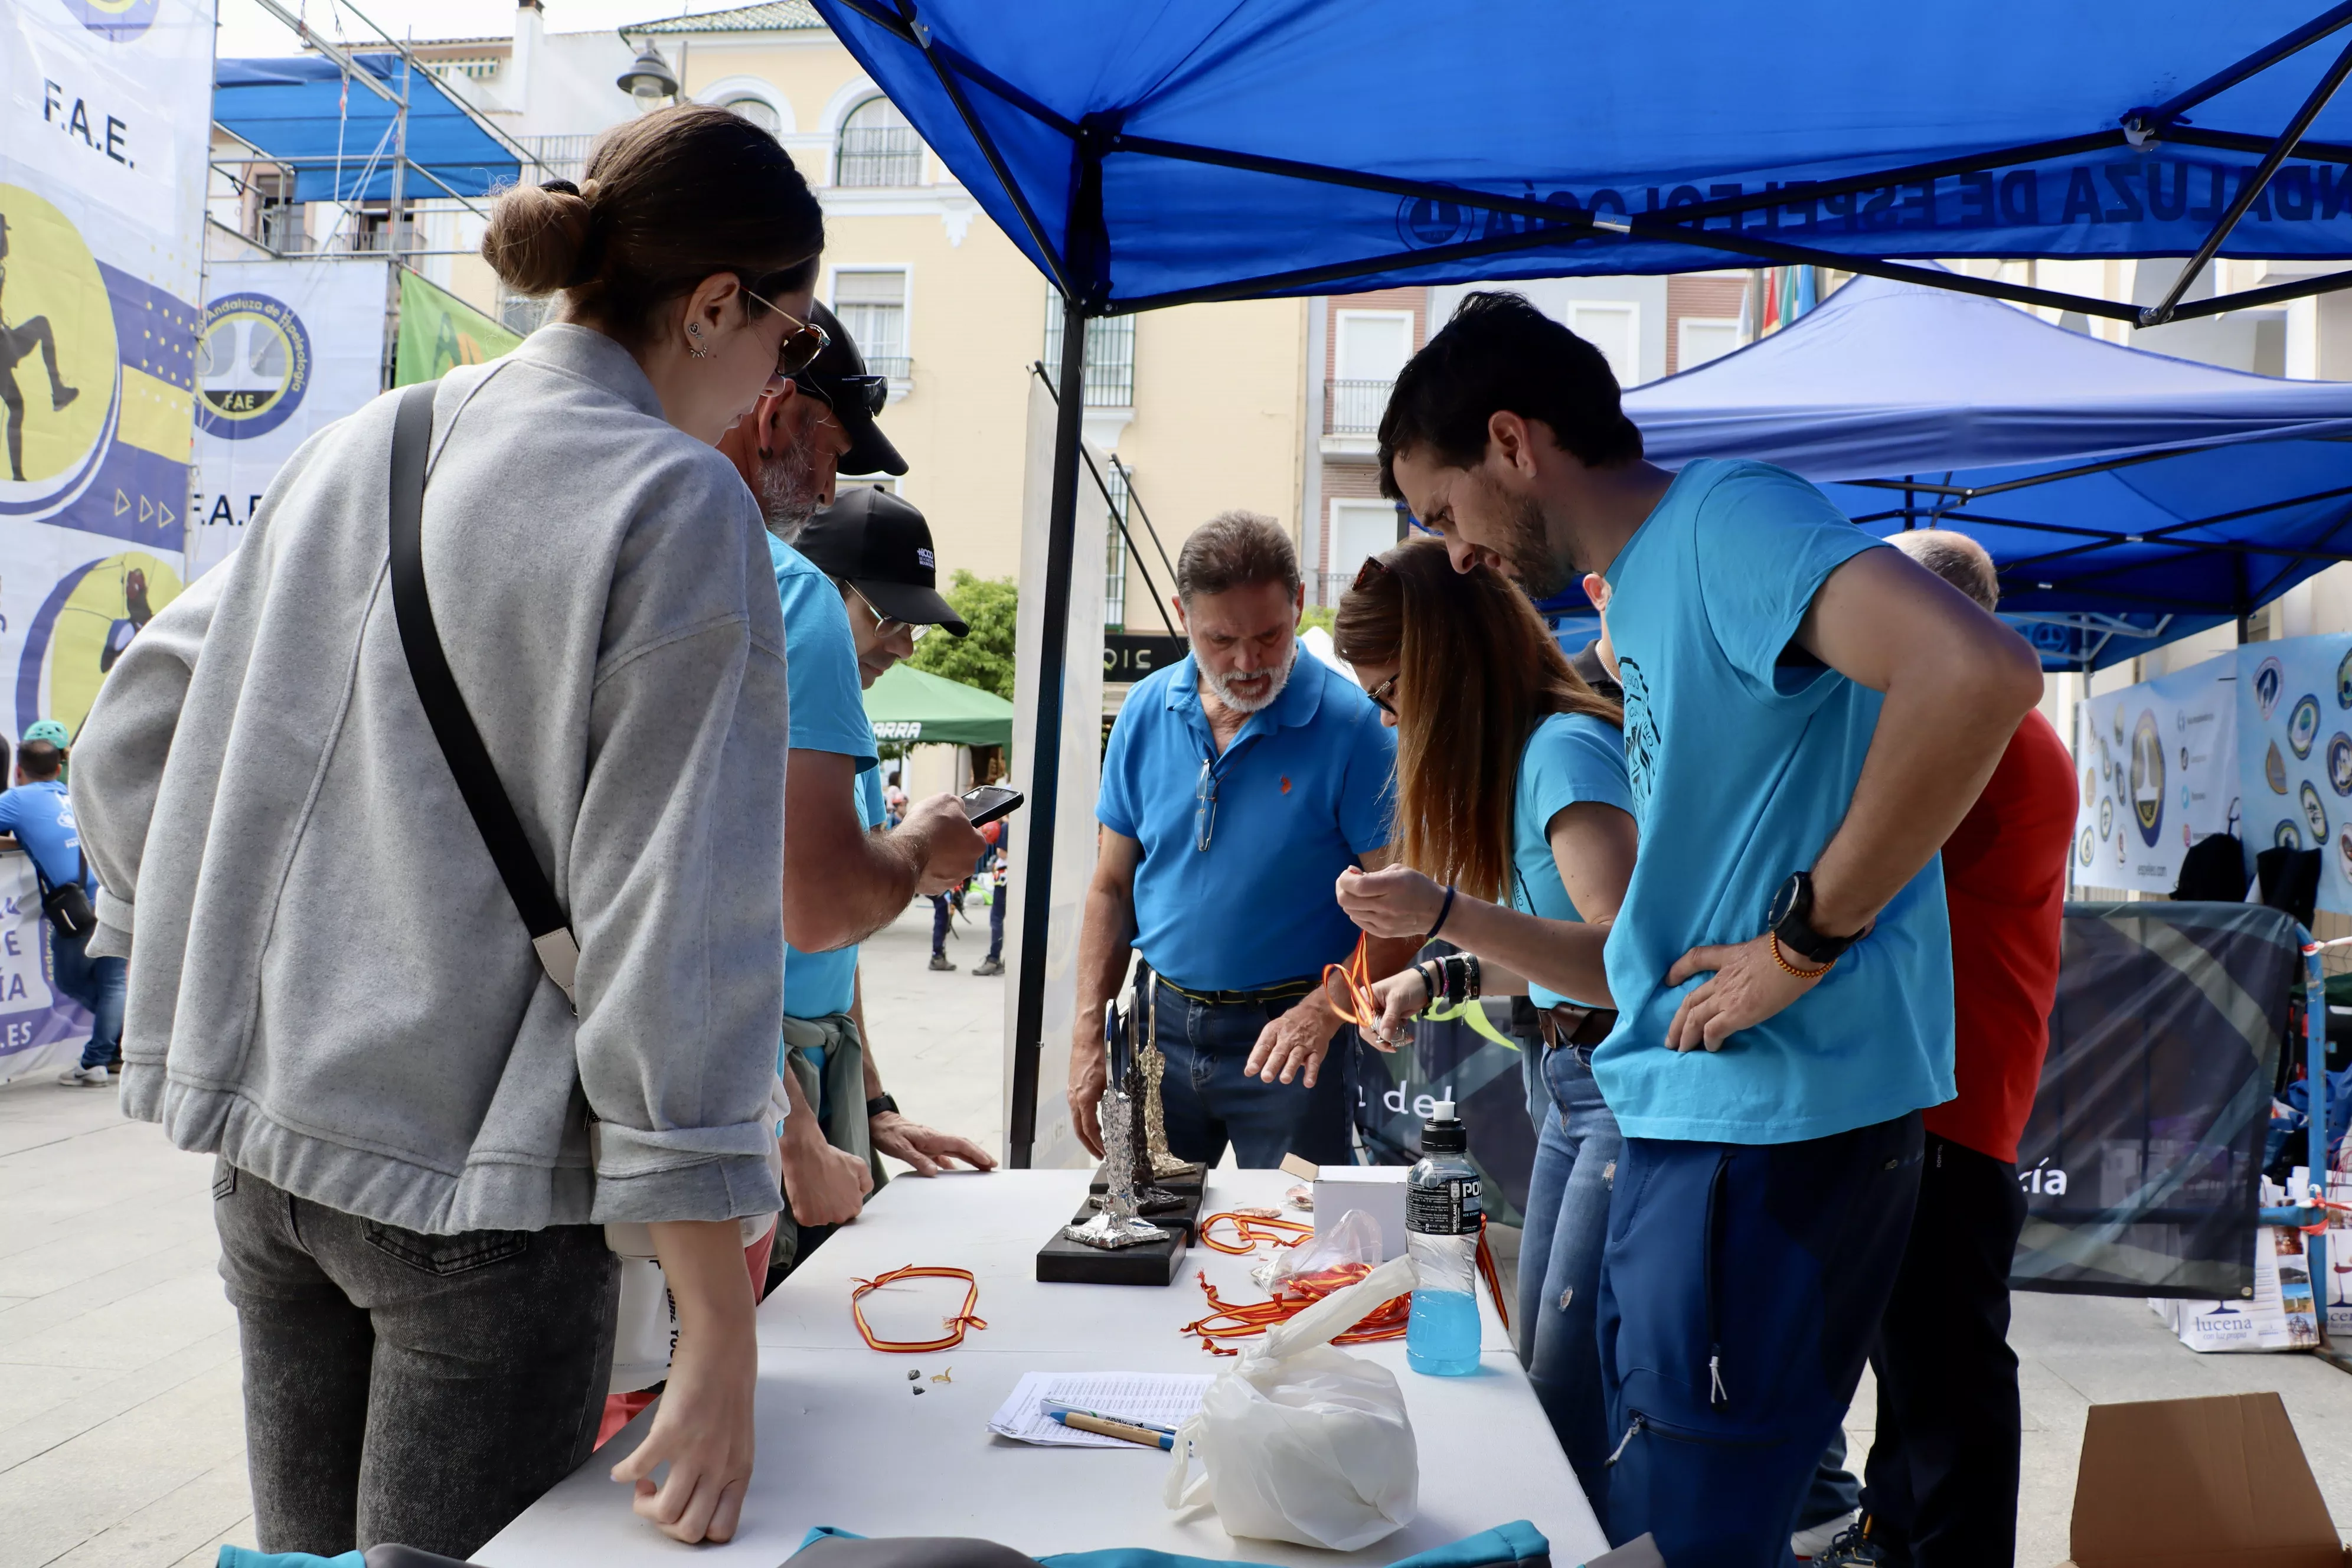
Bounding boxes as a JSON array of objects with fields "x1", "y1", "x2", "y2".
[
  {"x1": 756, "y1": 440, "x2": 824, "y2": 542},
  {"x1": 1200, "y1": 644, "x2": 1296, "y2": 714}
]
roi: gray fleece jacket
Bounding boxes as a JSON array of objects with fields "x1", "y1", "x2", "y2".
[{"x1": 71, "y1": 325, "x2": 788, "y2": 1234}]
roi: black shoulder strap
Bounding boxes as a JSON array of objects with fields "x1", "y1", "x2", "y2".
[{"x1": 387, "y1": 382, "x2": 579, "y2": 1008}]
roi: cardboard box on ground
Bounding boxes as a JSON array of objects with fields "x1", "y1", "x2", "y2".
[{"x1": 2059, "y1": 1392, "x2": 2348, "y2": 1566}]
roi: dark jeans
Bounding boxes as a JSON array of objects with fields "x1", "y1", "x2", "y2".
[
  {"x1": 1151, "y1": 977, "x2": 1355, "y2": 1168},
  {"x1": 49, "y1": 923, "x2": 124, "y2": 1070},
  {"x1": 985, "y1": 884, "x2": 1005, "y2": 962},
  {"x1": 214, "y1": 1163, "x2": 618, "y2": 1558},
  {"x1": 930, "y1": 893, "x2": 952, "y2": 956},
  {"x1": 1517, "y1": 1041, "x2": 1623, "y2": 1530},
  {"x1": 1847, "y1": 1132, "x2": 2030, "y2": 1567},
  {"x1": 1598, "y1": 1111, "x2": 1923, "y2": 1566}
]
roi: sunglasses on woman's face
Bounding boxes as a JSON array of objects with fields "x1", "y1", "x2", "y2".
[
  {"x1": 1364, "y1": 673, "x2": 1398, "y2": 717},
  {"x1": 743, "y1": 286, "x2": 830, "y2": 378}
]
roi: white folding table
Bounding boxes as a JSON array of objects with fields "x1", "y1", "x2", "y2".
[{"x1": 478, "y1": 1170, "x2": 1607, "y2": 1567}]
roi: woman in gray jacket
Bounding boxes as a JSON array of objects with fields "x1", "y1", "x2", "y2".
[{"x1": 70, "y1": 104, "x2": 822, "y2": 1556}]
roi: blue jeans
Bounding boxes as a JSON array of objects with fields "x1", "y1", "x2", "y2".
[
  {"x1": 1599, "y1": 1111, "x2": 1923, "y2": 1566},
  {"x1": 1517, "y1": 1041, "x2": 1623, "y2": 1531},
  {"x1": 986, "y1": 884, "x2": 1005, "y2": 962},
  {"x1": 50, "y1": 924, "x2": 124, "y2": 1070},
  {"x1": 1150, "y1": 977, "x2": 1355, "y2": 1168},
  {"x1": 929, "y1": 893, "x2": 952, "y2": 956}
]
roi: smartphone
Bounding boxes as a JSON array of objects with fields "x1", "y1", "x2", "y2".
[{"x1": 960, "y1": 783, "x2": 1024, "y2": 827}]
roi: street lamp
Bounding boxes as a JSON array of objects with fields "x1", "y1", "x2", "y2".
[{"x1": 616, "y1": 40, "x2": 677, "y2": 108}]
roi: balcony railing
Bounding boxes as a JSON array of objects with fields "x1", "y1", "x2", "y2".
[
  {"x1": 1326, "y1": 378, "x2": 1394, "y2": 435},
  {"x1": 837, "y1": 128, "x2": 923, "y2": 188},
  {"x1": 864, "y1": 355, "x2": 912, "y2": 381}
]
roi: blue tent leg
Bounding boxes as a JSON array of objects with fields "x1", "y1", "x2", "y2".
[{"x1": 2268, "y1": 929, "x2": 2342, "y2": 1368}]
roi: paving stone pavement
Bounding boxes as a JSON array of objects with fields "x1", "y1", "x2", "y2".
[{"x1": 5, "y1": 900, "x2": 2351, "y2": 1563}]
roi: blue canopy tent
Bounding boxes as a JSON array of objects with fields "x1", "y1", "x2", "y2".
[
  {"x1": 215, "y1": 54, "x2": 521, "y2": 204},
  {"x1": 808, "y1": 0, "x2": 2352, "y2": 1162},
  {"x1": 1623, "y1": 270, "x2": 2352, "y2": 668}
]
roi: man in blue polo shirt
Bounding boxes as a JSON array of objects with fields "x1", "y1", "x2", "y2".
[
  {"x1": 1367, "y1": 293, "x2": 2043, "y2": 1563},
  {"x1": 0, "y1": 724, "x2": 123, "y2": 1087},
  {"x1": 1070, "y1": 510, "x2": 1413, "y2": 1169}
]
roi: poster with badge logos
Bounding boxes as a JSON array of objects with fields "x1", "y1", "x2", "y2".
[
  {"x1": 2072, "y1": 652, "x2": 2239, "y2": 897},
  {"x1": 0, "y1": 0, "x2": 210, "y2": 1073},
  {"x1": 187, "y1": 258, "x2": 393, "y2": 580},
  {"x1": 2239, "y1": 632, "x2": 2352, "y2": 916}
]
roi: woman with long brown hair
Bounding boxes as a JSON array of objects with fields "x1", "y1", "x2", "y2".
[{"x1": 1333, "y1": 536, "x2": 1634, "y2": 1525}]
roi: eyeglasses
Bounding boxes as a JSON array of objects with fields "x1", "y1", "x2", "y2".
[
  {"x1": 840, "y1": 578, "x2": 932, "y2": 643},
  {"x1": 1195, "y1": 757, "x2": 1218, "y2": 852},
  {"x1": 794, "y1": 370, "x2": 889, "y2": 419},
  {"x1": 1364, "y1": 673, "x2": 1398, "y2": 717},
  {"x1": 1351, "y1": 554, "x2": 1391, "y2": 592},
  {"x1": 743, "y1": 286, "x2": 830, "y2": 378}
]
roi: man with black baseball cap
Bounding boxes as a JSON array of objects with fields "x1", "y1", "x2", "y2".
[
  {"x1": 769, "y1": 485, "x2": 994, "y2": 1283},
  {"x1": 717, "y1": 301, "x2": 908, "y2": 543}
]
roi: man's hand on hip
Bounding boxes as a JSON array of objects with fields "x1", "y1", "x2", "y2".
[
  {"x1": 1066, "y1": 1026, "x2": 1109, "y2": 1158},
  {"x1": 897, "y1": 793, "x2": 990, "y2": 896},
  {"x1": 1245, "y1": 992, "x2": 1341, "y2": 1086},
  {"x1": 1662, "y1": 934, "x2": 1825, "y2": 1053},
  {"x1": 871, "y1": 1112, "x2": 998, "y2": 1177},
  {"x1": 778, "y1": 1117, "x2": 872, "y2": 1226}
]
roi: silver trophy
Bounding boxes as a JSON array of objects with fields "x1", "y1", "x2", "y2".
[{"x1": 1065, "y1": 999, "x2": 1172, "y2": 1250}]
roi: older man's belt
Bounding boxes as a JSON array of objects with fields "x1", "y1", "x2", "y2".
[
  {"x1": 1151, "y1": 972, "x2": 1321, "y2": 1008},
  {"x1": 1536, "y1": 1001, "x2": 1618, "y2": 1050}
]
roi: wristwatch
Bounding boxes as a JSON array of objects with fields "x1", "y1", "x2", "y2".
[
  {"x1": 1768, "y1": 871, "x2": 1865, "y2": 966},
  {"x1": 867, "y1": 1093, "x2": 900, "y2": 1120}
]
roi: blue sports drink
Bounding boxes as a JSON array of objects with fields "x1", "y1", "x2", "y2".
[{"x1": 1404, "y1": 1099, "x2": 1483, "y2": 1376}]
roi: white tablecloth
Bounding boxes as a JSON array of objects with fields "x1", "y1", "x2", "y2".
[{"x1": 476, "y1": 1170, "x2": 1607, "y2": 1567}]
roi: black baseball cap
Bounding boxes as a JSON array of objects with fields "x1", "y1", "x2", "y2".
[
  {"x1": 797, "y1": 486, "x2": 967, "y2": 636},
  {"x1": 795, "y1": 303, "x2": 907, "y2": 478}
]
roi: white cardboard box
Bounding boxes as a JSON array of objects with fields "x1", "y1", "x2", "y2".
[{"x1": 1314, "y1": 1165, "x2": 1410, "y2": 1262}]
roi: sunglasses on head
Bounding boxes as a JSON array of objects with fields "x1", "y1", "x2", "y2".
[
  {"x1": 793, "y1": 369, "x2": 889, "y2": 420},
  {"x1": 1351, "y1": 554, "x2": 1391, "y2": 592},
  {"x1": 741, "y1": 285, "x2": 830, "y2": 378}
]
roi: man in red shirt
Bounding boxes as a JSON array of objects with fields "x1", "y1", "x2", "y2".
[{"x1": 1818, "y1": 531, "x2": 2076, "y2": 1567}]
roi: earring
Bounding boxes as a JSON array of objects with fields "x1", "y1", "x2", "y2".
[{"x1": 686, "y1": 322, "x2": 710, "y2": 360}]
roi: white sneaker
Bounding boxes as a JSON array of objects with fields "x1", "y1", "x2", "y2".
[
  {"x1": 57, "y1": 1064, "x2": 110, "y2": 1086},
  {"x1": 1792, "y1": 1508, "x2": 1861, "y2": 1560}
]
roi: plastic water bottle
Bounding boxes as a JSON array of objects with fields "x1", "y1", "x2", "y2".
[{"x1": 1404, "y1": 1099, "x2": 1483, "y2": 1376}]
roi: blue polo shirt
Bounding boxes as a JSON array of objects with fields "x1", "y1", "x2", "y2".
[
  {"x1": 775, "y1": 534, "x2": 883, "y2": 1022},
  {"x1": 1097, "y1": 652, "x2": 1396, "y2": 992},
  {"x1": 1598, "y1": 459, "x2": 1955, "y2": 1145},
  {"x1": 0, "y1": 780, "x2": 93, "y2": 895},
  {"x1": 1507, "y1": 711, "x2": 1634, "y2": 1010}
]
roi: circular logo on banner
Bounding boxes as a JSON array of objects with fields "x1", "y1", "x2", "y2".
[
  {"x1": 2339, "y1": 825, "x2": 2352, "y2": 886},
  {"x1": 2333, "y1": 734, "x2": 2352, "y2": 796},
  {"x1": 57, "y1": 0, "x2": 157, "y2": 40},
  {"x1": 2098, "y1": 796, "x2": 2113, "y2": 841},
  {"x1": 2292, "y1": 694, "x2": 2324, "y2": 759},
  {"x1": 2079, "y1": 827, "x2": 2095, "y2": 867},
  {"x1": 2304, "y1": 779, "x2": 2330, "y2": 843},
  {"x1": 2131, "y1": 710, "x2": 2165, "y2": 846},
  {"x1": 2269, "y1": 740, "x2": 2290, "y2": 793},
  {"x1": 0, "y1": 186, "x2": 117, "y2": 512},
  {"x1": 2338, "y1": 649, "x2": 2352, "y2": 708},
  {"x1": 1396, "y1": 195, "x2": 1476, "y2": 250},
  {"x1": 2279, "y1": 819, "x2": 2307, "y2": 850},
  {"x1": 2257, "y1": 658, "x2": 2285, "y2": 718},
  {"x1": 194, "y1": 293, "x2": 312, "y2": 440},
  {"x1": 14, "y1": 552, "x2": 184, "y2": 739}
]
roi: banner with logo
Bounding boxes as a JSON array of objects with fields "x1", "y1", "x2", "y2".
[
  {"x1": 0, "y1": 848, "x2": 94, "y2": 1082},
  {"x1": 2072, "y1": 653, "x2": 2239, "y2": 896},
  {"x1": 394, "y1": 267, "x2": 519, "y2": 387},
  {"x1": 2239, "y1": 632, "x2": 2352, "y2": 910},
  {"x1": 0, "y1": 0, "x2": 208, "y2": 746},
  {"x1": 187, "y1": 258, "x2": 391, "y2": 579}
]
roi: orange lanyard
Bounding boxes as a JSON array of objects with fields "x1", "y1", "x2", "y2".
[
  {"x1": 850, "y1": 1265, "x2": 988, "y2": 1353},
  {"x1": 1322, "y1": 933, "x2": 1380, "y2": 1027},
  {"x1": 1197, "y1": 1210, "x2": 1316, "y2": 1255},
  {"x1": 1182, "y1": 1262, "x2": 1412, "y2": 1354}
]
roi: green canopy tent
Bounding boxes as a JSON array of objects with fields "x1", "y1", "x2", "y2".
[{"x1": 863, "y1": 662, "x2": 1015, "y2": 749}]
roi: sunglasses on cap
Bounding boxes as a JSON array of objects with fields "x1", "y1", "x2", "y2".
[
  {"x1": 741, "y1": 285, "x2": 830, "y2": 378},
  {"x1": 792, "y1": 369, "x2": 890, "y2": 420}
]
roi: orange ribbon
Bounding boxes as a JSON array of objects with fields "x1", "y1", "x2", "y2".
[
  {"x1": 1182, "y1": 1262, "x2": 1412, "y2": 1355},
  {"x1": 1197, "y1": 1210, "x2": 1316, "y2": 1255},
  {"x1": 851, "y1": 1265, "x2": 988, "y2": 1353},
  {"x1": 1322, "y1": 933, "x2": 1381, "y2": 1028}
]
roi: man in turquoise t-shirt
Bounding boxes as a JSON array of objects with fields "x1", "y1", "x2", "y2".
[{"x1": 1366, "y1": 293, "x2": 2043, "y2": 1562}]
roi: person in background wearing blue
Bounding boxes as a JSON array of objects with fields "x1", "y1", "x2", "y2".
[
  {"x1": 973, "y1": 814, "x2": 1008, "y2": 978},
  {"x1": 1069, "y1": 511, "x2": 1415, "y2": 1168},
  {"x1": 4, "y1": 721, "x2": 123, "y2": 1087},
  {"x1": 1350, "y1": 292, "x2": 2044, "y2": 1564},
  {"x1": 1334, "y1": 538, "x2": 1636, "y2": 1525}
]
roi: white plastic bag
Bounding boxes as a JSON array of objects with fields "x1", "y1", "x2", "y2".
[{"x1": 1164, "y1": 1253, "x2": 1419, "y2": 1550}]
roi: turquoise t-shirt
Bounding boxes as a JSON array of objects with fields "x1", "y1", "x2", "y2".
[
  {"x1": 774, "y1": 534, "x2": 886, "y2": 1023},
  {"x1": 1598, "y1": 459, "x2": 1955, "y2": 1145},
  {"x1": 1507, "y1": 711, "x2": 1634, "y2": 1010}
]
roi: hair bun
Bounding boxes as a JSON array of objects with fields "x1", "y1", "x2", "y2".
[{"x1": 481, "y1": 180, "x2": 594, "y2": 297}]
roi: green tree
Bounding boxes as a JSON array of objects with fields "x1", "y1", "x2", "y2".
[{"x1": 910, "y1": 569, "x2": 1018, "y2": 701}]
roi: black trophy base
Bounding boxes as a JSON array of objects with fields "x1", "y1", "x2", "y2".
[
  {"x1": 1036, "y1": 1201, "x2": 1187, "y2": 1285},
  {"x1": 1086, "y1": 1186, "x2": 1205, "y2": 1243},
  {"x1": 1090, "y1": 1160, "x2": 1205, "y2": 1195}
]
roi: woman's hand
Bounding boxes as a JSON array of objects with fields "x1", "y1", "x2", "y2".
[
  {"x1": 612, "y1": 1219, "x2": 760, "y2": 1543},
  {"x1": 1359, "y1": 966, "x2": 1428, "y2": 1051},
  {"x1": 1335, "y1": 865, "x2": 1447, "y2": 938}
]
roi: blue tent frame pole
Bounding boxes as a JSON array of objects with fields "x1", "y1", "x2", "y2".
[
  {"x1": 2258, "y1": 932, "x2": 2329, "y2": 1341},
  {"x1": 1008, "y1": 292, "x2": 1092, "y2": 1168}
]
